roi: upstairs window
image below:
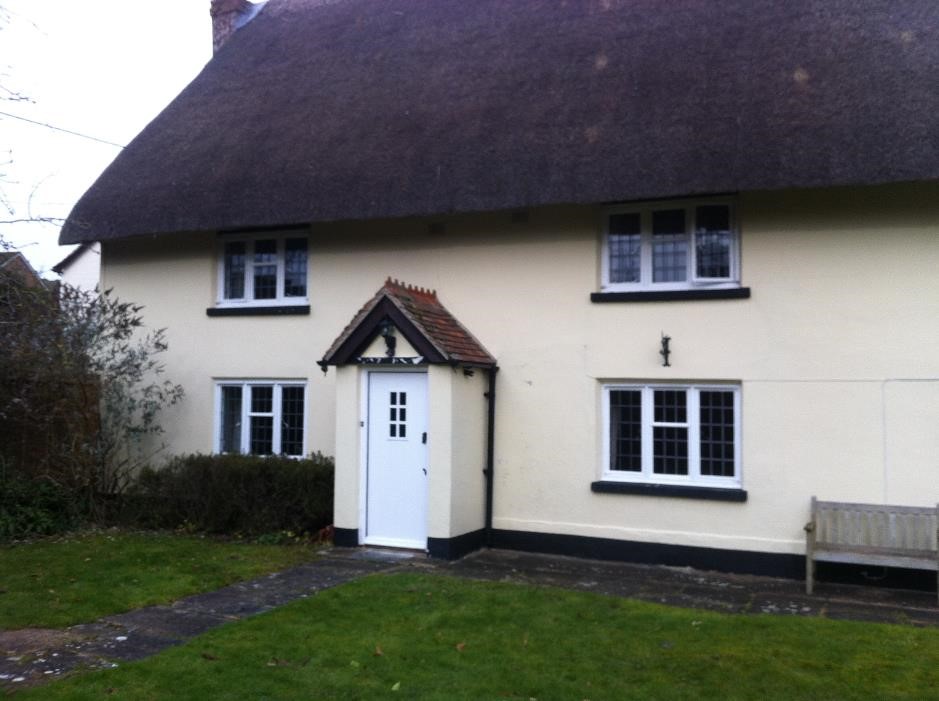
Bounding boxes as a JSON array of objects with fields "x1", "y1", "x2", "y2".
[
  {"x1": 217, "y1": 233, "x2": 308, "y2": 306},
  {"x1": 601, "y1": 201, "x2": 738, "y2": 291}
]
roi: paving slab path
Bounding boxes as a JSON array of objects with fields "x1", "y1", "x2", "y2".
[
  {"x1": 3, "y1": 546, "x2": 938, "y2": 691},
  {"x1": 0, "y1": 549, "x2": 412, "y2": 690}
]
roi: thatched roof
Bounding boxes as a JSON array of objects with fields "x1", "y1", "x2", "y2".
[{"x1": 60, "y1": 0, "x2": 939, "y2": 244}]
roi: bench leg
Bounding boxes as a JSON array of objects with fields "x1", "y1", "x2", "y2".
[{"x1": 806, "y1": 556, "x2": 814, "y2": 595}]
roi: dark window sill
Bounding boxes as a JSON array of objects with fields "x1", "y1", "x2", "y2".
[
  {"x1": 591, "y1": 480, "x2": 747, "y2": 502},
  {"x1": 591, "y1": 288, "x2": 750, "y2": 303},
  {"x1": 206, "y1": 305, "x2": 310, "y2": 317}
]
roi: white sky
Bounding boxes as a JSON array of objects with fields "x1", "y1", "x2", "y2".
[{"x1": 1, "y1": 1, "x2": 213, "y2": 276}]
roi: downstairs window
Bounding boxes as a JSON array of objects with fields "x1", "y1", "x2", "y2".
[
  {"x1": 602, "y1": 384, "x2": 741, "y2": 488},
  {"x1": 216, "y1": 381, "x2": 306, "y2": 457}
]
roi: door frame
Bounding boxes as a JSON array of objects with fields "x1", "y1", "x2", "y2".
[{"x1": 358, "y1": 367, "x2": 429, "y2": 549}]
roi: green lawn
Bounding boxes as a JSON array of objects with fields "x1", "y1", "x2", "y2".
[
  {"x1": 19, "y1": 572, "x2": 939, "y2": 700},
  {"x1": 0, "y1": 531, "x2": 317, "y2": 629}
]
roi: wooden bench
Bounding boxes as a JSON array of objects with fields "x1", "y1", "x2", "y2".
[{"x1": 805, "y1": 496, "x2": 939, "y2": 603}]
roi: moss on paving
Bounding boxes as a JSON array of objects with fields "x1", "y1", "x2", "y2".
[{"x1": 19, "y1": 572, "x2": 939, "y2": 700}]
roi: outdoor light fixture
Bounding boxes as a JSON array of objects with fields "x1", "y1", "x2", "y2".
[
  {"x1": 660, "y1": 333, "x2": 671, "y2": 367},
  {"x1": 379, "y1": 319, "x2": 397, "y2": 357}
]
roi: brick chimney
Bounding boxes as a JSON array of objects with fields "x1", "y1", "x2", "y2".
[{"x1": 210, "y1": 0, "x2": 256, "y2": 54}]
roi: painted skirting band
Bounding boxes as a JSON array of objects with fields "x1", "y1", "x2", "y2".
[
  {"x1": 333, "y1": 527, "x2": 359, "y2": 548},
  {"x1": 427, "y1": 529, "x2": 486, "y2": 560},
  {"x1": 489, "y1": 529, "x2": 804, "y2": 579}
]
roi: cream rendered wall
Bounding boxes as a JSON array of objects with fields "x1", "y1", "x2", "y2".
[
  {"x1": 425, "y1": 366, "x2": 488, "y2": 539},
  {"x1": 101, "y1": 182, "x2": 939, "y2": 556},
  {"x1": 333, "y1": 365, "x2": 361, "y2": 532}
]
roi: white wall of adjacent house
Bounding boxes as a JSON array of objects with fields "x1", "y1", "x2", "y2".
[
  {"x1": 100, "y1": 181, "x2": 939, "y2": 556},
  {"x1": 59, "y1": 243, "x2": 101, "y2": 291}
]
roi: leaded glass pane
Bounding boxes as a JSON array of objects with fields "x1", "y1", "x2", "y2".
[
  {"x1": 253, "y1": 239, "x2": 277, "y2": 299},
  {"x1": 220, "y1": 386, "x2": 242, "y2": 453},
  {"x1": 608, "y1": 213, "x2": 641, "y2": 283},
  {"x1": 250, "y1": 416, "x2": 274, "y2": 455},
  {"x1": 695, "y1": 205, "x2": 731, "y2": 279},
  {"x1": 281, "y1": 386, "x2": 305, "y2": 456},
  {"x1": 700, "y1": 390, "x2": 735, "y2": 477},
  {"x1": 284, "y1": 238, "x2": 307, "y2": 297},
  {"x1": 251, "y1": 385, "x2": 273, "y2": 413},
  {"x1": 223, "y1": 242, "x2": 245, "y2": 299},
  {"x1": 654, "y1": 389, "x2": 687, "y2": 423},
  {"x1": 652, "y1": 209, "x2": 687, "y2": 282},
  {"x1": 653, "y1": 426, "x2": 688, "y2": 475},
  {"x1": 609, "y1": 390, "x2": 642, "y2": 472}
]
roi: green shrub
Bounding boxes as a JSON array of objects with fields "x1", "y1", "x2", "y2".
[
  {"x1": 0, "y1": 476, "x2": 79, "y2": 540},
  {"x1": 124, "y1": 453, "x2": 334, "y2": 536}
]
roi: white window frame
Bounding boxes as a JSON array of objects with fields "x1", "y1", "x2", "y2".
[
  {"x1": 601, "y1": 383, "x2": 742, "y2": 489},
  {"x1": 214, "y1": 380, "x2": 308, "y2": 457},
  {"x1": 600, "y1": 199, "x2": 739, "y2": 292},
  {"x1": 215, "y1": 231, "x2": 309, "y2": 307}
]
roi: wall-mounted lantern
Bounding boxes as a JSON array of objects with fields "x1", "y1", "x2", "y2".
[
  {"x1": 660, "y1": 333, "x2": 671, "y2": 367},
  {"x1": 379, "y1": 319, "x2": 397, "y2": 357}
]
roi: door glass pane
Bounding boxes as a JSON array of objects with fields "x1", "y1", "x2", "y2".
[
  {"x1": 608, "y1": 213, "x2": 641, "y2": 283},
  {"x1": 700, "y1": 390, "x2": 735, "y2": 476},
  {"x1": 223, "y1": 242, "x2": 245, "y2": 299},
  {"x1": 652, "y1": 209, "x2": 687, "y2": 282},
  {"x1": 253, "y1": 239, "x2": 277, "y2": 299},
  {"x1": 220, "y1": 386, "x2": 242, "y2": 453},
  {"x1": 389, "y1": 390, "x2": 407, "y2": 439},
  {"x1": 695, "y1": 205, "x2": 731, "y2": 279},
  {"x1": 609, "y1": 390, "x2": 641, "y2": 471}
]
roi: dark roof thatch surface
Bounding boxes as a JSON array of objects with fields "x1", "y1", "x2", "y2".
[
  {"x1": 321, "y1": 278, "x2": 496, "y2": 367},
  {"x1": 61, "y1": 0, "x2": 939, "y2": 244}
]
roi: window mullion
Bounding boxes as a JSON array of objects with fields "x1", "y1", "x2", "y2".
[
  {"x1": 244, "y1": 241, "x2": 255, "y2": 300},
  {"x1": 641, "y1": 386, "x2": 653, "y2": 478},
  {"x1": 273, "y1": 384, "x2": 283, "y2": 455},
  {"x1": 240, "y1": 384, "x2": 250, "y2": 454},
  {"x1": 689, "y1": 388, "x2": 701, "y2": 481},
  {"x1": 276, "y1": 238, "x2": 286, "y2": 300}
]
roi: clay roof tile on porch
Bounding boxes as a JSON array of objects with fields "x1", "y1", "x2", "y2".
[{"x1": 320, "y1": 278, "x2": 495, "y2": 369}]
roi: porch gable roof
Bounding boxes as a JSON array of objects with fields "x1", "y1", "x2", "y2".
[{"x1": 320, "y1": 278, "x2": 496, "y2": 369}]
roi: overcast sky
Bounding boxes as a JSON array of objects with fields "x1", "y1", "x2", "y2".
[{"x1": 1, "y1": 1, "x2": 213, "y2": 276}]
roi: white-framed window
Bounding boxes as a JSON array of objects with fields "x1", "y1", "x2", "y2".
[
  {"x1": 215, "y1": 381, "x2": 307, "y2": 457},
  {"x1": 600, "y1": 200, "x2": 739, "y2": 291},
  {"x1": 602, "y1": 383, "x2": 741, "y2": 488},
  {"x1": 216, "y1": 232, "x2": 308, "y2": 306}
]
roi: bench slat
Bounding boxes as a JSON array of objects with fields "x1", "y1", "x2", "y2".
[{"x1": 806, "y1": 497, "x2": 939, "y2": 603}]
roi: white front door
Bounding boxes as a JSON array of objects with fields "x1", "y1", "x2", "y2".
[{"x1": 365, "y1": 371, "x2": 428, "y2": 548}]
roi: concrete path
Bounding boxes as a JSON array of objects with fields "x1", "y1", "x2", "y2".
[
  {"x1": 3, "y1": 546, "x2": 938, "y2": 690},
  {"x1": 423, "y1": 549, "x2": 939, "y2": 626},
  {"x1": 0, "y1": 549, "x2": 412, "y2": 690}
]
